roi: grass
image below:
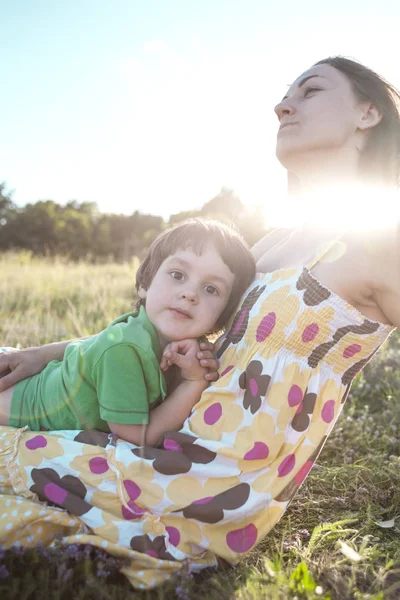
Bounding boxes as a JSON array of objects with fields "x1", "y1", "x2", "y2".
[{"x1": 1, "y1": 252, "x2": 400, "y2": 599}]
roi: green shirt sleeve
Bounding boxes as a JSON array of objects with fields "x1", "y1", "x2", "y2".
[{"x1": 92, "y1": 344, "x2": 150, "y2": 425}]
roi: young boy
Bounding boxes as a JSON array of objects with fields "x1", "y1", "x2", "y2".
[{"x1": 0, "y1": 219, "x2": 255, "y2": 446}]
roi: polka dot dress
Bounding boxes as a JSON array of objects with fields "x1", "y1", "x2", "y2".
[{"x1": 0, "y1": 247, "x2": 394, "y2": 588}]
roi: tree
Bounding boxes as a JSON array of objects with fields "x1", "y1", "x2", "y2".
[
  {"x1": 0, "y1": 182, "x2": 18, "y2": 250},
  {"x1": 200, "y1": 187, "x2": 243, "y2": 220},
  {"x1": 0, "y1": 181, "x2": 267, "y2": 259}
]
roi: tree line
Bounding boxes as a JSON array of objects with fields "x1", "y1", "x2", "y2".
[{"x1": 0, "y1": 182, "x2": 268, "y2": 261}]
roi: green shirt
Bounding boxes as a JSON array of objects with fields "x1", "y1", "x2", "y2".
[{"x1": 9, "y1": 307, "x2": 167, "y2": 431}]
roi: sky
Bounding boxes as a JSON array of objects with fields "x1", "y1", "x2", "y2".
[{"x1": 1, "y1": 0, "x2": 400, "y2": 219}]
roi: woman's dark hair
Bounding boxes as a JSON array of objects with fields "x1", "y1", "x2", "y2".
[
  {"x1": 135, "y1": 218, "x2": 256, "y2": 331},
  {"x1": 289, "y1": 56, "x2": 400, "y2": 192},
  {"x1": 316, "y1": 57, "x2": 400, "y2": 188}
]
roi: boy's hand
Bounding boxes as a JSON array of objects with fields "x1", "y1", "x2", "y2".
[{"x1": 161, "y1": 339, "x2": 212, "y2": 383}]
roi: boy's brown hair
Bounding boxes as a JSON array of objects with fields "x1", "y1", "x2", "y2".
[{"x1": 135, "y1": 218, "x2": 256, "y2": 331}]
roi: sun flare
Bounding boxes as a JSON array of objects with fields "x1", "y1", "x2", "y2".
[{"x1": 263, "y1": 185, "x2": 400, "y2": 232}]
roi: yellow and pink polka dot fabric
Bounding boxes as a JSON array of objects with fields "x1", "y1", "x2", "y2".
[{"x1": 0, "y1": 258, "x2": 394, "y2": 589}]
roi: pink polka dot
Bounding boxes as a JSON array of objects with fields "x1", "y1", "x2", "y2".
[
  {"x1": 343, "y1": 343, "x2": 362, "y2": 358},
  {"x1": 249, "y1": 378, "x2": 259, "y2": 397},
  {"x1": 302, "y1": 323, "x2": 319, "y2": 342},
  {"x1": 145, "y1": 549, "x2": 158, "y2": 558},
  {"x1": 193, "y1": 496, "x2": 213, "y2": 505},
  {"x1": 278, "y1": 454, "x2": 296, "y2": 477},
  {"x1": 232, "y1": 309, "x2": 248, "y2": 335},
  {"x1": 204, "y1": 402, "x2": 222, "y2": 425},
  {"x1": 89, "y1": 457, "x2": 109, "y2": 475},
  {"x1": 295, "y1": 401, "x2": 303, "y2": 415},
  {"x1": 124, "y1": 479, "x2": 141, "y2": 501},
  {"x1": 163, "y1": 439, "x2": 183, "y2": 452},
  {"x1": 122, "y1": 500, "x2": 146, "y2": 520},
  {"x1": 226, "y1": 523, "x2": 258, "y2": 553},
  {"x1": 288, "y1": 385, "x2": 303, "y2": 407},
  {"x1": 321, "y1": 400, "x2": 335, "y2": 423},
  {"x1": 244, "y1": 442, "x2": 269, "y2": 460},
  {"x1": 295, "y1": 460, "x2": 314, "y2": 486},
  {"x1": 166, "y1": 526, "x2": 181, "y2": 547},
  {"x1": 44, "y1": 482, "x2": 67, "y2": 504},
  {"x1": 256, "y1": 312, "x2": 276, "y2": 342},
  {"x1": 220, "y1": 365, "x2": 234, "y2": 377},
  {"x1": 25, "y1": 435, "x2": 47, "y2": 450}
]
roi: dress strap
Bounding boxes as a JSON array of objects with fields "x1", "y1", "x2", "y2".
[{"x1": 306, "y1": 237, "x2": 344, "y2": 270}]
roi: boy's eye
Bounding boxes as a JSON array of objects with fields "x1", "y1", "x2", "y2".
[
  {"x1": 205, "y1": 285, "x2": 219, "y2": 296},
  {"x1": 170, "y1": 270, "x2": 185, "y2": 281}
]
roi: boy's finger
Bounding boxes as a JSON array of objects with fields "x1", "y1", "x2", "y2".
[
  {"x1": 162, "y1": 345, "x2": 172, "y2": 357},
  {"x1": 165, "y1": 351, "x2": 180, "y2": 365},
  {"x1": 169, "y1": 341, "x2": 181, "y2": 354}
]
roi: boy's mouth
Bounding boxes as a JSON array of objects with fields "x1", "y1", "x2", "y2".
[{"x1": 169, "y1": 307, "x2": 192, "y2": 319}]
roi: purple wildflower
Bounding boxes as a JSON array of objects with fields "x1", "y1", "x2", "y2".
[{"x1": 0, "y1": 565, "x2": 9, "y2": 580}]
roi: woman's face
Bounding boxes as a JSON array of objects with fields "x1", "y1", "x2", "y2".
[{"x1": 275, "y1": 64, "x2": 362, "y2": 169}]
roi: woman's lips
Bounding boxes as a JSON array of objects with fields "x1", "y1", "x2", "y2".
[{"x1": 278, "y1": 122, "x2": 299, "y2": 134}]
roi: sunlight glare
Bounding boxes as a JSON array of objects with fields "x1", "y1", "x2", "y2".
[{"x1": 263, "y1": 185, "x2": 400, "y2": 232}]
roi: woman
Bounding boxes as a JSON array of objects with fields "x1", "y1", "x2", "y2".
[{"x1": 0, "y1": 57, "x2": 399, "y2": 589}]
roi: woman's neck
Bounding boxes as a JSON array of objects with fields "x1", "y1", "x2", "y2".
[{"x1": 292, "y1": 149, "x2": 361, "y2": 193}]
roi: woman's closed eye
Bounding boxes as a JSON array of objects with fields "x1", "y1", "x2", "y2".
[{"x1": 303, "y1": 86, "x2": 322, "y2": 98}]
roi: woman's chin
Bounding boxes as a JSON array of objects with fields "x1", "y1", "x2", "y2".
[{"x1": 275, "y1": 144, "x2": 302, "y2": 170}]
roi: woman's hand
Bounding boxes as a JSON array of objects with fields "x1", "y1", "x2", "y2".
[
  {"x1": 198, "y1": 340, "x2": 219, "y2": 382},
  {"x1": 0, "y1": 347, "x2": 44, "y2": 392},
  {"x1": 0, "y1": 340, "x2": 74, "y2": 392}
]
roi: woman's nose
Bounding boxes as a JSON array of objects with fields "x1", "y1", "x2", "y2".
[{"x1": 274, "y1": 100, "x2": 296, "y2": 120}]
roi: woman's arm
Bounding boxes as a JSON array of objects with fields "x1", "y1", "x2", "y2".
[
  {"x1": 370, "y1": 226, "x2": 400, "y2": 327},
  {"x1": 373, "y1": 267, "x2": 400, "y2": 327},
  {"x1": 0, "y1": 338, "x2": 89, "y2": 392},
  {"x1": 108, "y1": 378, "x2": 207, "y2": 446}
]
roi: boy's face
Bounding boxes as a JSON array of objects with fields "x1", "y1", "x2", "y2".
[{"x1": 139, "y1": 242, "x2": 235, "y2": 346}]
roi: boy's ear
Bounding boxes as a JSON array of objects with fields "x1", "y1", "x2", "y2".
[{"x1": 138, "y1": 286, "x2": 147, "y2": 300}]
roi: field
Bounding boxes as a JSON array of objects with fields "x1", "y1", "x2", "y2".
[{"x1": 0, "y1": 252, "x2": 399, "y2": 600}]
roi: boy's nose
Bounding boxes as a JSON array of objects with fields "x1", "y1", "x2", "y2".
[{"x1": 180, "y1": 289, "x2": 198, "y2": 304}]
